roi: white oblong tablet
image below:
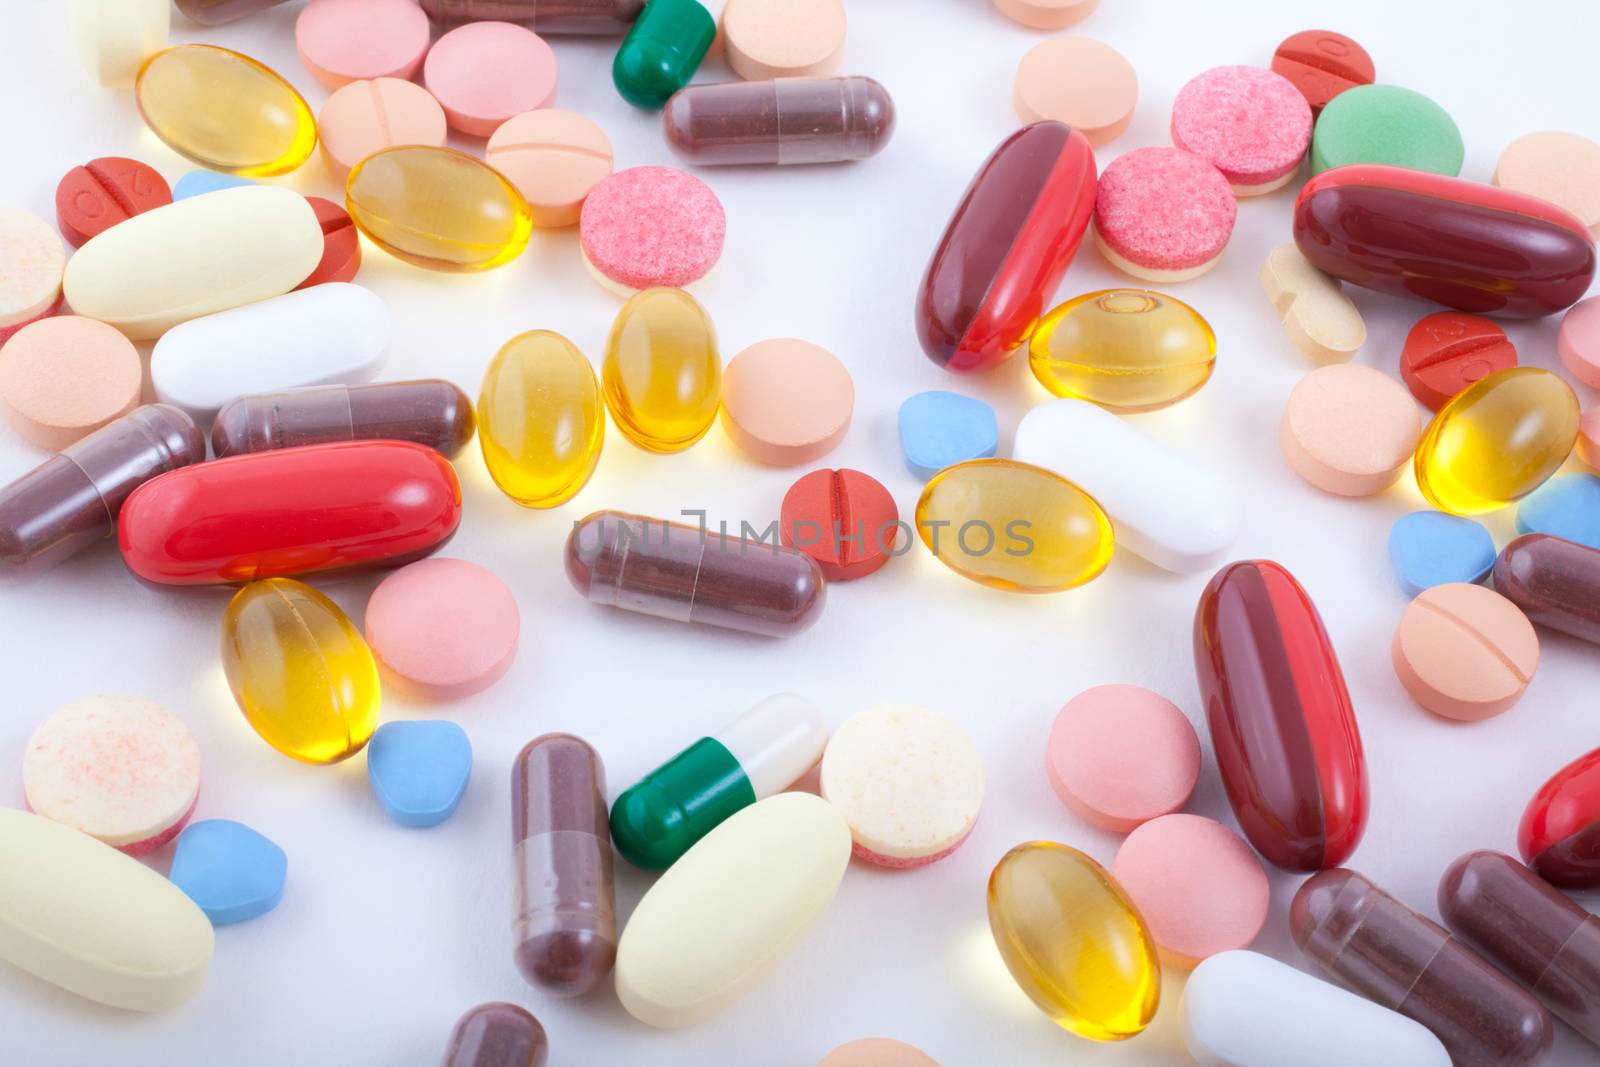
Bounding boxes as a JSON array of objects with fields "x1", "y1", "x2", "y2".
[
  {"x1": 62, "y1": 185, "x2": 322, "y2": 340},
  {"x1": 1183, "y1": 950, "x2": 1451, "y2": 1067},
  {"x1": 0, "y1": 808, "x2": 213, "y2": 1011},
  {"x1": 152, "y1": 283, "x2": 391, "y2": 425},
  {"x1": 1014, "y1": 398, "x2": 1238, "y2": 573},
  {"x1": 615, "y1": 792, "x2": 851, "y2": 1029}
]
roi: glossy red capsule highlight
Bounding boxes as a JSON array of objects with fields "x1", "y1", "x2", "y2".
[
  {"x1": 1193, "y1": 559, "x2": 1368, "y2": 871},
  {"x1": 118, "y1": 440, "x2": 461, "y2": 585},
  {"x1": 1520, "y1": 747, "x2": 1600, "y2": 890},
  {"x1": 916, "y1": 122, "x2": 1097, "y2": 373}
]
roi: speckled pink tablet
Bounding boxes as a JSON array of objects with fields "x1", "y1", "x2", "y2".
[
  {"x1": 1112, "y1": 814, "x2": 1269, "y2": 970},
  {"x1": 0, "y1": 206, "x2": 67, "y2": 343},
  {"x1": 579, "y1": 166, "x2": 726, "y2": 294},
  {"x1": 318, "y1": 77, "x2": 449, "y2": 179},
  {"x1": 1172, "y1": 65, "x2": 1311, "y2": 195},
  {"x1": 424, "y1": 22, "x2": 559, "y2": 137},
  {"x1": 819, "y1": 704, "x2": 985, "y2": 869},
  {"x1": 1093, "y1": 147, "x2": 1235, "y2": 281},
  {"x1": 295, "y1": 0, "x2": 431, "y2": 90},
  {"x1": 1280, "y1": 364, "x2": 1420, "y2": 497},
  {"x1": 486, "y1": 109, "x2": 614, "y2": 229},
  {"x1": 1393, "y1": 583, "x2": 1539, "y2": 722},
  {"x1": 365, "y1": 558, "x2": 521, "y2": 700},
  {"x1": 0, "y1": 315, "x2": 141, "y2": 450},
  {"x1": 1046, "y1": 685, "x2": 1199, "y2": 833},
  {"x1": 23, "y1": 694, "x2": 200, "y2": 856},
  {"x1": 721, "y1": 339, "x2": 853, "y2": 466},
  {"x1": 1558, "y1": 295, "x2": 1600, "y2": 389}
]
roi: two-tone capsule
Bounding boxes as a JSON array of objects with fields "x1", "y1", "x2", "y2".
[
  {"x1": 663, "y1": 77, "x2": 895, "y2": 166},
  {"x1": 212, "y1": 381, "x2": 476, "y2": 459}
]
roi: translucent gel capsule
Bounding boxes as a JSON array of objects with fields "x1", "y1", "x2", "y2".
[
  {"x1": 602, "y1": 288, "x2": 720, "y2": 453},
  {"x1": 612, "y1": 0, "x2": 714, "y2": 110},
  {"x1": 346, "y1": 146, "x2": 532, "y2": 272},
  {"x1": 212, "y1": 381, "x2": 476, "y2": 459},
  {"x1": 136, "y1": 46, "x2": 315, "y2": 176},
  {"x1": 221, "y1": 578, "x2": 381, "y2": 764},
  {"x1": 479, "y1": 332, "x2": 604, "y2": 508},
  {"x1": 420, "y1": 0, "x2": 643, "y2": 35},
  {"x1": 1415, "y1": 367, "x2": 1579, "y2": 515},
  {"x1": 440, "y1": 1003, "x2": 548, "y2": 1067},
  {"x1": 1028, "y1": 289, "x2": 1217, "y2": 411},
  {"x1": 987, "y1": 841, "x2": 1161, "y2": 1041},
  {"x1": 662, "y1": 77, "x2": 896, "y2": 166},
  {"x1": 914, "y1": 459, "x2": 1113, "y2": 593}
]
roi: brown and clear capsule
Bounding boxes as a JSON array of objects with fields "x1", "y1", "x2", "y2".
[
  {"x1": 439, "y1": 1003, "x2": 548, "y2": 1067},
  {"x1": 211, "y1": 381, "x2": 476, "y2": 459},
  {"x1": 418, "y1": 0, "x2": 643, "y2": 34},
  {"x1": 663, "y1": 77, "x2": 895, "y2": 166},
  {"x1": 1494, "y1": 533, "x2": 1600, "y2": 646}
]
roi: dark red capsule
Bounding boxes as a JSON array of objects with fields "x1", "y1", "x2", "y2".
[
  {"x1": 438, "y1": 1002, "x2": 548, "y2": 1067},
  {"x1": 1520, "y1": 747, "x2": 1600, "y2": 890},
  {"x1": 1494, "y1": 533, "x2": 1600, "y2": 647}
]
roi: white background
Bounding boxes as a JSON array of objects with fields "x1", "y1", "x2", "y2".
[{"x1": 2, "y1": 0, "x2": 1599, "y2": 1064}]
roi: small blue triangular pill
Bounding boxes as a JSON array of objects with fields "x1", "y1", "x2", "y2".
[
  {"x1": 169, "y1": 819, "x2": 287, "y2": 926},
  {"x1": 172, "y1": 170, "x2": 256, "y2": 200},
  {"x1": 1517, "y1": 474, "x2": 1600, "y2": 549},
  {"x1": 898, "y1": 391, "x2": 998, "y2": 481},
  {"x1": 1388, "y1": 511, "x2": 1495, "y2": 596},
  {"x1": 367, "y1": 721, "x2": 472, "y2": 829}
]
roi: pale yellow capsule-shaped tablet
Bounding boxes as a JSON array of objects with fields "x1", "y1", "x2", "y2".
[
  {"x1": 62, "y1": 186, "x2": 322, "y2": 341},
  {"x1": 0, "y1": 808, "x2": 213, "y2": 1011},
  {"x1": 70, "y1": 0, "x2": 168, "y2": 88},
  {"x1": 615, "y1": 792, "x2": 851, "y2": 1028},
  {"x1": 603, "y1": 287, "x2": 721, "y2": 453},
  {"x1": 479, "y1": 330, "x2": 605, "y2": 509},
  {"x1": 136, "y1": 46, "x2": 316, "y2": 176}
]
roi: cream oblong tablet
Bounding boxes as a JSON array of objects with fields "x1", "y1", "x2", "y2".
[
  {"x1": 62, "y1": 185, "x2": 323, "y2": 341},
  {"x1": 0, "y1": 808, "x2": 213, "y2": 1011},
  {"x1": 1013, "y1": 398, "x2": 1237, "y2": 573},
  {"x1": 1183, "y1": 950, "x2": 1451, "y2": 1067},
  {"x1": 151, "y1": 283, "x2": 390, "y2": 424},
  {"x1": 615, "y1": 792, "x2": 850, "y2": 1028}
]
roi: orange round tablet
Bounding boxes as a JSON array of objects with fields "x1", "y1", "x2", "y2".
[
  {"x1": 0, "y1": 316, "x2": 141, "y2": 450},
  {"x1": 1014, "y1": 37, "x2": 1136, "y2": 147},
  {"x1": 486, "y1": 109, "x2": 614, "y2": 229},
  {"x1": 991, "y1": 0, "x2": 1098, "y2": 30},
  {"x1": 1494, "y1": 131, "x2": 1600, "y2": 240},
  {"x1": 1393, "y1": 583, "x2": 1539, "y2": 721},
  {"x1": 722, "y1": 0, "x2": 846, "y2": 81},
  {"x1": 720, "y1": 339, "x2": 853, "y2": 466},
  {"x1": 318, "y1": 77, "x2": 448, "y2": 178},
  {"x1": 1280, "y1": 364, "x2": 1420, "y2": 497}
]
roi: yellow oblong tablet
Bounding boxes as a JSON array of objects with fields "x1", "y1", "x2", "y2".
[
  {"x1": 136, "y1": 45, "x2": 315, "y2": 176},
  {"x1": 479, "y1": 330, "x2": 605, "y2": 508},
  {"x1": 346, "y1": 146, "x2": 532, "y2": 272}
]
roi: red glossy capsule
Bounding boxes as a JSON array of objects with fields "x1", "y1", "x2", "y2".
[
  {"x1": 916, "y1": 122, "x2": 1097, "y2": 373},
  {"x1": 1294, "y1": 164, "x2": 1596, "y2": 318},
  {"x1": 1193, "y1": 560, "x2": 1368, "y2": 871},
  {"x1": 1520, "y1": 747, "x2": 1600, "y2": 890},
  {"x1": 118, "y1": 441, "x2": 461, "y2": 586}
]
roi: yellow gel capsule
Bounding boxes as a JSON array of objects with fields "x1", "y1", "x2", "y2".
[
  {"x1": 136, "y1": 46, "x2": 315, "y2": 177},
  {"x1": 221, "y1": 578, "x2": 380, "y2": 764},
  {"x1": 1028, "y1": 289, "x2": 1216, "y2": 411},
  {"x1": 345, "y1": 146, "x2": 532, "y2": 272},
  {"x1": 988, "y1": 841, "x2": 1161, "y2": 1042},
  {"x1": 603, "y1": 287, "x2": 721, "y2": 453},
  {"x1": 478, "y1": 330, "x2": 605, "y2": 509},
  {"x1": 915, "y1": 459, "x2": 1112, "y2": 593},
  {"x1": 1415, "y1": 367, "x2": 1580, "y2": 515}
]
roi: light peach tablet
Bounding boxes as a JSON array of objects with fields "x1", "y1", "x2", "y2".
[
  {"x1": 1280, "y1": 364, "x2": 1420, "y2": 496},
  {"x1": 720, "y1": 339, "x2": 853, "y2": 466},
  {"x1": 0, "y1": 206, "x2": 67, "y2": 340},
  {"x1": 818, "y1": 1039, "x2": 940, "y2": 1067},
  {"x1": 1581, "y1": 406, "x2": 1599, "y2": 469},
  {"x1": 991, "y1": 0, "x2": 1098, "y2": 30},
  {"x1": 318, "y1": 78, "x2": 448, "y2": 179},
  {"x1": 1014, "y1": 37, "x2": 1136, "y2": 147},
  {"x1": 1393, "y1": 583, "x2": 1539, "y2": 721},
  {"x1": 1046, "y1": 684, "x2": 1199, "y2": 833},
  {"x1": 0, "y1": 316, "x2": 141, "y2": 450},
  {"x1": 1494, "y1": 131, "x2": 1600, "y2": 239},
  {"x1": 722, "y1": 0, "x2": 846, "y2": 81},
  {"x1": 486, "y1": 110, "x2": 614, "y2": 228}
]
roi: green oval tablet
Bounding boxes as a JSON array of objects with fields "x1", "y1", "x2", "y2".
[{"x1": 1311, "y1": 84, "x2": 1464, "y2": 176}]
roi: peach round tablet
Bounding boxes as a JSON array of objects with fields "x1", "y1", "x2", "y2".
[
  {"x1": 1172, "y1": 65, "x2": 1312, "y2": 195},
  {"x1": 364, "y1": 557, "x2": 521, "y2": 701},
  {"x1": 486, "y1": 109, "x2": 614, "y2": 228},
  {"x1": 23, "y1": 694, "x2": 200, "y2": 856},
  {"x1": 580, "y1": 166, "x2": 725, "y2": 294},
  {"x1": 1093, "y1": 147, "x2": 1235, "y2": 281},
  {"x1": 1014, "y1": 37, "x2": 1136, "y2": 147},
  {"x1": 818, "y1": 1038, "x2": 940, "y2": 1067},
  {"x1": 819, "y1": 704, "x2": 985, "y2": 869},
  {"x1": 1494, "y1": 131, "x2": 1600, "y2": 239},
  {"x1": 1281, "y1": 364, "x2": 1420, "y2": 497},
  {"x1": 721, "y1": 339, "x2": 853, "y2": 466},
  {"x1": 1558, "y1": 295, "x2": 1600, "y2": 390},
  {"x1": 722, "y1": 0, "x2": 846, "y2": 82},
  {"x1": 0, "y1": 206, "x2": 67, "y2": 342},
  {"x1": 0, "y1": 316, "x2": 142, "y2": 450},
  {"x1": 424, "y1": 22, "x2": 559, "y2": 137},
  {"x1": 295, "y1": 0, "x2": 430, "y2": 90},
  {"x1": 990, "y1": 0, "x2": 1098, "y2": 30},
  {"x1": 1112, "y1": 814, "x2": 1269, "y2": 970},
  {"x1": 318, "y1": 77, "x2": 448, "y2": 179},
  {"x1": 1046, "y1": 685, "x2": 1199, "y2": 833},
  {"x1": 1393, "y1": 583, "x2": 1539, "y2": 722},
  {"x1": 1581, "y1": 406, "x2": 1600, "y2": 469}
]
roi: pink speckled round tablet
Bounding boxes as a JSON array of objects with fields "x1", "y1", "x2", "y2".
[
  {"x1": 1046, "y1": 685, "x2": 1200, "y2": 833},
  {"x1": 23, "y1": 694, "x2": 200, "y2": 855},
  {"x1": 1558, "y1": 295, "x2": 1600, "y2": 389},
  {"x1": 0, "y1": 206, "x2": 66, "y2": 339},
  {"x1": 365, "y1": 558, "x2": 521, "y2": 700},
  {"x1": 1014, "y1": 37, "x2": 1137, "y2": 147},
  {"x1": 818, "y1": 1039, "x2": 941, "y2": 1067},
  {"x1": 424, "y1": 22, "x2": 559, "y2": 137},
  {"x1": 579, "y1": 166, "x2": 726, "y2": 294},
  {"x1": 1393, "y1": 583, "x2": 1539, "y2": 721},
  {"x1": 819, "y1": 704, "x2": 985, "y2": 869},
  {"x1": 1280, "y1": 364, "x2": 1421, "y2": 497},
  {"x1": 721, "y1": 339, "x2": 854, "y2": 466},
  {"x1": 1093, "y1": 147, "x2": 1235, "y2": 281},
  {"x1": 295, "y1": 0, "x2": 431, "y2": 90},
  {"x1": 486, "y1": 109, "x2": 614, "y2": 229},
  {"x1": 319, "y1": 77, "x2": 449, "y2": 179},
  {"x1": 0, "y1": 315, "x2": 141, "y2": 450},
  {"x1": 1580, "y1": 406, "x2": 1600, "y2": 469},
  {"x1": 1112, "y1": 814, "x2": 1269, "y2": 970},
  {"x1": 1172, "y1": 65, "x2": 1312, "y2": 194}
]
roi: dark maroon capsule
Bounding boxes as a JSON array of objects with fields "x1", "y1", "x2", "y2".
[
  {"x1": 1494, "y1": 533, "x2": 1600, "y2": 646},
  {"x1": 211, "y1": 380, "x2": 476, "y2": 459},
  {"x1": 173, "y1": 0, "x2": 292, "y2": 24},
  {"x1": 663, "y1": 77, "x2": 895, "y2": 166},
  {"x1": 417, "y1": 0, "x2": 643, "y2": 34},
  {"x1": 439, "y1": 1003, "x2": 547, "y2": 1067}
]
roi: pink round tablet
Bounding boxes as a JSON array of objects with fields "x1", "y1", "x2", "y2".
[
  {"x1": 721, "y1": 339, "x2": 854, "y2": 466},
  {"x1": 0, "y1": 315, "x2": 142, "y2": 450},
  {"x1": 1280, "y1": 363, "x2": 1420, "y2": 497},
  {"x1": 23, "y1": 694, "x2": 200, "y2": 856},
  {"x1": 1580, "y1": 406, "x2": 1599, "y2": 469},
  {"x1": 1112, "y1": 814, "x2": 1269, "y2": 970},
  {"x1": 365, "y1": 558, "x2": 521, "y2": 700},
  {"x1": 486, "y1": 109, "x2": 614, "y2": 229},
  {"x1": 817, "y1": 1039, "x2": 940, "y2": 1067},
  {"x1": 295, "y1": 0, "x2": 431, "y2": 90},
  {"x1": 1393, "y1": 583, "x2": 1539, "y2": 722},
  {"x1": 1171, "y1": 65, "x2": 1311, "y2": 194},
  {"x1": 424, "y1": 22, "x2": 559, "y2": 138},
  {"x1": 319, "y1": 77, "x2": 449, "y2": 179},
  {"x1": 1046, "y1": 684, "x2": 1199, "y2": 834},
  {"x1": 0, "y1": 206, "x2": 66, "y2": 343},
  {"x1": 579, "y1": 166, "x2": 726, "y2": 294},
  {"x1": 1093, "y1": 147, "x2": 1235, "y2": 281},
  {"x1": 1558, "y1": 295, "x2": 1600, "y2": 389}
]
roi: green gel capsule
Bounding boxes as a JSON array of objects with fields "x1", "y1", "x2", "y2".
[{"x1": 612, "y1": 0, "x2": 715, "y2": 110}]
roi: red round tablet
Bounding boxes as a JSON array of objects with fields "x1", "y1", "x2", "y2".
[
  {"x1": 1400, "y1": 311, "x2": 1518, "y2": 410},
  {"x1": 296, "y1": 196, "x2": 362, "y2": 289},
  {"x1": 54, "y1": 157, "x2": 172, "y2": 247},
  {"x1": 780, "y1": 468, "x2": 899, "y2": 581},
  {"x1": 1271, "y1": 30, "x2": 1375, "y2": 115}
]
